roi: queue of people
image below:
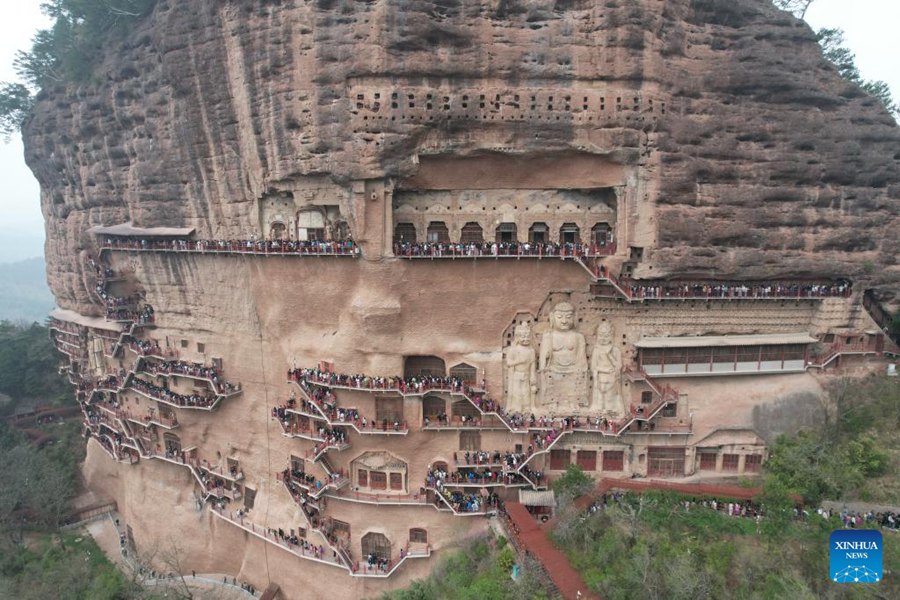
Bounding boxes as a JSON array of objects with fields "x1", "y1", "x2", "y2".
[
  {"x1": 393, "y1": 241, "x2": 615, "y2": 258},
  {"x1": 101, "y1": 236, "x2": 359, "y2": 256}
]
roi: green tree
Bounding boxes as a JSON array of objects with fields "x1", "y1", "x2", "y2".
[
  {"x1": 0, "y1": 0, "x2": 157, "y2": 137},
  {"x1": 0, "y1": 322, "x2": 69, "y2": 407},
  {"x1": 772, "y1": 0, "x2": 816, "y2": 19},
  {"x1": 816, "y1": 28, "x2": 898, "y2": 118},
  {"x1": 551, "y1": 464, "x2": 595, "y2": 500},
  {"x1": 0, "y1": 84, "x2": 33, "y2": 140}
]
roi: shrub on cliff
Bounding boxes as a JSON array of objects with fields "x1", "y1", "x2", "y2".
[{"x1": 0, "y1": 0, "x2": 156, "y2": 137}]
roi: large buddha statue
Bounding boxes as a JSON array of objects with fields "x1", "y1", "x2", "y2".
[
  {"x1": 591, "y1": 321, "x2": 625, "y2": 417},
  {"x1": 504, "y1": 322, "x2": 537, "y2": 413},
  {"x1": 539, "y1": 302, "x2": 588, "y2": 411}
]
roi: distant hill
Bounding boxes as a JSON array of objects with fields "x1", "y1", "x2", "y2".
[
  {"x1": 0, "y1": 257, "x2": 55, "y2": 324},
  {"x1": 0, "y1": 230, "x2": 44, "y2": 264}
]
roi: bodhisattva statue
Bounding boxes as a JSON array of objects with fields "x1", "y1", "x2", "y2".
[
  {"x1": 591, "y1": 321, "x2": 625, "y2": 416},
  {"x1": 539, "y1": 302, "x2": 588, "y2": 411},
  {"x1": 504, "y1": 322, "x2": 537, "y2": 413}
]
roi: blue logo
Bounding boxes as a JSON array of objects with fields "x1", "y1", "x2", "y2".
[{"x1": 830, "y1": 530, "x2": 882, "y2": 583}]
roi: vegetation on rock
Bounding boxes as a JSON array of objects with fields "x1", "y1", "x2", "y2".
[
  {"x1": 550, "y1": 374, "x2": 899, "y2": 599},
  {"x1": 381, "y1": 536, "x2": 553, "y2": 600},
  {"x1": 0, "y1": 322, "x2": 68, "y2": 408},
  {"x1": 0, "y1": 0, "x2": 157, "y2": 137}
]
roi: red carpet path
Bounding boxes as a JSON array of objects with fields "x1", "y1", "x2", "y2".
[
  {"x1": 505, "y1": 478, "x2": 770, "y2": 600},
  {"x1": 504, "y1": 501, "x2": 600, "y2": 600}
]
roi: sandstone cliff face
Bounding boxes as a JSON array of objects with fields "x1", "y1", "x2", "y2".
[{"x1": 25, "y1": 0, "x2": 900, "y2": 314}]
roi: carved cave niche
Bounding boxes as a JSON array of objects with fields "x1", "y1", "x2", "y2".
[
  {"x1": 591, "y1": 222, "x2": 613, "y2": 246},
  {"x1": 296, "y1": 208, "x2": 326, "y2": 241},
  {"x1": 404, "y1": 355, "x2": 446, "y2": 378},
  {"x1": 451, "y1": 399, "x2": 479, "y2": 421},
  {"x1": 422, "y1": 395, "x2": 446, "y2": 420},
  {"x1": 270, "y1": 222, "x2": 287, "y2": 240},
  {"x1": 351, "y1": 451, "x2": 408, "y2": 495},
  {"x1": 460, "y1": 222, "x2": 484, "y2": 244},
  {"x1": 426, "y1": 221, "x2": 450, "y2": 243},
  {"x1": 560, "y1": 222, "x2": 580, "y2": 245},
  {"x1": 409, "y1": 528, "x2": 427, "y2": 544},
  {"x1": 495, "y1": 222, "x2": 517, "y2": 243},
  {"x1": 448, "y1": 363, "x2": 478, "y2": 383},
  {"x1": 163, "y1": 432, "x2": 181, "y2": 454},
  {"x1": 375, "y1": 396, "x2": 404, "y2": 425},
  {"x1": 394, "y1": 222, "x2": 417, "y2": 244},
  {"x1": 361, "y1": 532, "x2": 392, "y2": 561},
  {"x1": 528, "y1": 222, "x2": 549, "y2": 244}
]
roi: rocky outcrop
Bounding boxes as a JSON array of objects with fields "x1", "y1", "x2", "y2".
[{"x1": 25, "y1": 0, "x2": 900, "y2": 311}]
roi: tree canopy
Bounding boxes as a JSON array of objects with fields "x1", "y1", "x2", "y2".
[
  {"x1": 0, "y1": 0, "x2": 157, "y2": 138},
  {"x1": 0, "y1": 322, "x2": 69, "y2": 407}
]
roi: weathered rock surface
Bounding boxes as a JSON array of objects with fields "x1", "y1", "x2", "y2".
[{"x1": 23, "y1": 0, "x2": 900, "y2": 313}]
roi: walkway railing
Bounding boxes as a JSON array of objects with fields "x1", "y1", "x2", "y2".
[
  {"x1": 394, "y1": 242, "x2": 616, "y2": 259},
  {"x1": 100, "y1": 238, "x2": 359, "y2": 257}
]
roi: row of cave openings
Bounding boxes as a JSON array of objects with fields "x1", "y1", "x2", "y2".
[
  {"x1": 394, "y1": 221, "x2": 613, "y2": 245},
  {"x1": 355, "y1": 91, "x2": 667, "y2": 115}
]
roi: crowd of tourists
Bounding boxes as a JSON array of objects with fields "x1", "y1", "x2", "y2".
[
  {"x1": 583, "y1": 492, "x2": 897, "y2": 534},
  {"x1": 428, "y1": 481, "x2": 498, "y2": 513},
  {"x1": 815, "y1": 507, "x2": 898, "y2": 530},
  {"x1": 361, "y1": 553, "x2": 392, "y2": 574},
  {"x1": 289, "y1": 366, "x2": 644, "y2": 439},
  {"x1": 130, "y1": 338, "x2": 170, "y2": 357},
  {"x1": 108, "y1": 304, "x2": 155, "y2": 324},
  {"x1": 624, "y1": 280, "x2": 851, "y2": 300},
  {"x1": 586, "y1": 491, "x2": 765, "y2": 522},
  {"x1": 280, "y1": 476, "x2": 353, "y2": 562},
  {"x1": 271, "y1": 524, "x2": 340, "y2": 563},
  {"x1": 130, "y1": 376, "x2": 217, "y2": 408},
  {"x1": 290, "y1": 367, "x2": 471, "y2": 395},
  {"x1": 455, "y1": 450, "x2": 527, "y2": 468},
  {"x1": 139, "y1": 358, "x2": 240, "y2": 394},
  {"x1": 94, "y1": 374, "x2": 121, "y2": 391},
  {"x1": 428, "y1": 465, "x2": 527, "y2": 486},
  {"x1": 285, "y1": 466, "x2": 328, "y2": 493},
  {"x1": 101, "y1": 236, "x2": 359, "y2": 256},
  {"x1": 296, "y1": 388, "x2": 407, "y2": 432},
  {"x1": 393, "y1": 241, "x2": 615, "y2": 258}
]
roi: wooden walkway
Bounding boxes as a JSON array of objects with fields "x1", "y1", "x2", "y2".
[
  {"x1": 503, "y1": 478, "x2": 779, "y2": 600},
  {"x1": 504, "y1": 501, "x2": 599, "y2": 600}
]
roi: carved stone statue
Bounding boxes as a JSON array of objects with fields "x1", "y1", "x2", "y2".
[
  {"x1": 591, "y1": 321, "x2": 625, "y2": 416},
  {"x1": 504, "y1": 322, "x2": 537, "y2": 413},
  {"x1": 539, "y1": 302, "x2": 588, "y2": 411}
]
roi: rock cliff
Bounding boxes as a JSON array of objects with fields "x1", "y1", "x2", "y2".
[{"x1": 25, "y1": 0, "x2": 899, "y2": 307}]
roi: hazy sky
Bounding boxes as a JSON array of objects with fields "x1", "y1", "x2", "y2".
[{"x1": 0, "y1": 0, "x2": 897, "y2": 247}]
